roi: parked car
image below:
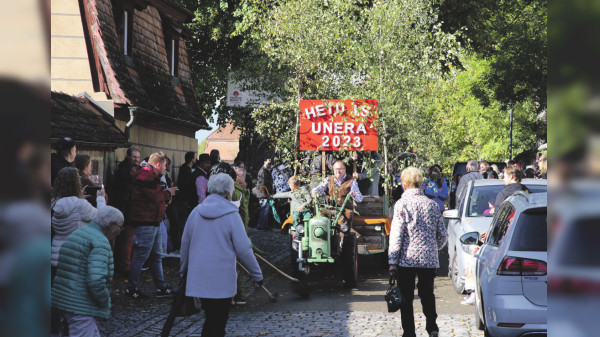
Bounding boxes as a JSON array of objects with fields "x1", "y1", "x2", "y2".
[
  {"x1": 547, "y1": 182, "x2": 600, "y2": 337},
  {"x1": 448, "y1": 161, "x2": 507, "y2": 209},
  {"x1": 443, "y1": 178, "x2": 547, "y2": 294},
  {"x1": 461, "y1": 192, "x2": 547, "y2": 337}
]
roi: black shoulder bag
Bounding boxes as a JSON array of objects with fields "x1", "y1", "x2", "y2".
[{"x1": 385, "y1": 273, "x2": 403, "y2": 313}]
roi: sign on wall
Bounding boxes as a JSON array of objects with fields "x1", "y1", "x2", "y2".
[{"x1": 299, "y1": 99, "x2": 378, "y2": 151}]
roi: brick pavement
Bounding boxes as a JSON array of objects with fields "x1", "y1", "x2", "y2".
[{"x1": 99, "y1": 228, "x2": 483, "y2": 336}]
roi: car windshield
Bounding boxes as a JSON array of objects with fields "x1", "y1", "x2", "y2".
[
  {"x1": 510, "y1": 208, "x2": 547, "y2": 252},
  {"x1": 466, "y1": 183, "x2": 547, "y2": 217},
  {"x1": 466, "y1": 185, "x2": 504, "y2": 217}
]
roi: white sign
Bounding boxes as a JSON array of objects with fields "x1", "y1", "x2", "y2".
[{"x1": 226, "y1": 74, "x2": 277, "y2": 107}]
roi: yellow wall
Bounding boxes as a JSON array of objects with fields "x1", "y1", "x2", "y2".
[
  {"x1": 51, "y1": 0, "x2": 95, "y2": 95},
  {"x1": 114, "y1": 121, "x2": 198, "y2": 180}
]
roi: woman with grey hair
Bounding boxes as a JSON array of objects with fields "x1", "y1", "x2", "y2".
[
  {"x1": 180, "y1": 173, "x2": 263, "y2": 337},
  {"x1": 51, "y1": 206, "x2": 123, "y2": 337},
  {"x1": 389, "y1": 167, "x2": 448, "y2": 337}
]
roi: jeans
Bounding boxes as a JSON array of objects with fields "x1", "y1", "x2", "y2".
[
  {"x1": 61, "y1": 311, "x2": 100, "y2": 337},
  {"x1": 256, "y1": 200, "x2": 270, "y2": 229},
  {"x1": 129, "y1": 226, "x2": 166, "y2": 290},
  {"x1": 397, "y1": 267, "x2": 439, "y2": 336},
  {"x1": 200, "y1": 298, "x2": 231, "y2": 337}
]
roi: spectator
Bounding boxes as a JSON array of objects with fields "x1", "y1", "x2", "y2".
[
  {"x1": 524, "y1": 166, "x2": 536, "y2": 178},
  {"x1": 491, "y1": 164, "x2": 501, "y2": 177},
  {"x1": 234, "y1": 162, "x2": 250, "y2": 228},
  {"x1": 209, "y1": 149, "x2": 221, "y2": 168},
  {"x1": 51, "y1": 206, "x2": 123, "y2": 337},
  {"x1": 422, "y1": 166, "x2": 449, "y2": 213},
  {"x1": 180, "y1": 173, "x2": 263, "y2": 337},
  {"x1": 109, "y1": 146, "x2": 140, "y2": 276},
  {"x1": 455, "y1": 160, "x2": 483, "y2": 209},
  {"x1": 51, "y1": 137, "x2": 77, "y2": 186},
  {"x1": 193, "y1": 153, "x2": 211, "y2": 204},
  {"x1": 254, "y1": 159, "x2": 274, "y2": 230},
  {"x1": 51, "y1": 167, "x2": 106, "y2": 336},
  {"x1": 479, "y1": 160, "x2": 498, "y2": 179},
  {"x1": 492, "y1": 165, "x2": 530, "y2": 212},
  {"x1": 350, "y1": 151, "x2": 383, "y2": 196},
  {"x1": 537, "y1": 155, "x2": 547, "y2": 179},
  {"x1": 271, "y1": 160, "x2": 293, "y2": 226},
  {"x1": 75, "y1": 154, "x2": 98, "y2": 207},
  {"x1": 177, "y1": 151, "x2": 197, "y2": 219},
  {"x1": 126, "y1": 152, "x2": 177, "y2": 299},
  {"x1": 388, "y1": 167, "x2": 448, "y2": 337},
  {"x1": 304, "y1": 151, "x2": 337, "y2": 190}
]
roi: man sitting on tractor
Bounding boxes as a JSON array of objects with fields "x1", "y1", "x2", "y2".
[
  {"x1": 272, "y1": 176, "x2": 313, "y2": 232},
  {"x1": 311, "y1": 160, "x2": 363, "y2": 232}
]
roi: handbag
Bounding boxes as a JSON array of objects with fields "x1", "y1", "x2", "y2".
[
  {"x1": 171, "y1": 270, "x2": 201, "y2": 317},
  {"x1": 384, "y1": 273, "x2": 403, "y2": 313}
]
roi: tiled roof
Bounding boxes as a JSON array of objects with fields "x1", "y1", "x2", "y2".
[
  {"x1": 51, "y1": 91, "x2": 128, "y2": 148},
  {"x1": 206, "y1": 122, "x2": 241, "y2": 140},
  {"x1": 85, "y1": 0, "x2": 208, "y2": 129}
]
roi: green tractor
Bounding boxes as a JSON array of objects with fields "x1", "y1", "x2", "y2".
[
  {"x1": 288, "y1": 193, "x2": 359, "y2": 287},
  {"x1": 286, "y1": 192, "x2": 391, "y2": 288}
]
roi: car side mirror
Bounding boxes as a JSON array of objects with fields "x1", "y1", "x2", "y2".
[
  {"x1": 460, "y1": 232, "x2": 480, "y2": 255},
  {"x1": 443, "y1": 209, "x2": 459, "y2": 220}
]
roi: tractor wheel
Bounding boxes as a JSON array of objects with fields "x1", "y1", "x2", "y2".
[{"x1": 342, "y1": 233, "x2": 358, "y2": 288}]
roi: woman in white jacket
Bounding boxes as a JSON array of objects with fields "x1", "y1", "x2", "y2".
[
  {"x1": 51, "y1": 167, "x2": 106, "y2": 270},
  {"x1": 180, "y1": 173, "x2": 263, "y2": 337}
]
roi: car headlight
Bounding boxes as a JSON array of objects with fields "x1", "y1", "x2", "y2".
[
  {"x1": 374, "y1": 225, "x2": 382, "y2": 232},
  {"x1": 296, "y1": 224, "x2": 305, "y2": 234}
]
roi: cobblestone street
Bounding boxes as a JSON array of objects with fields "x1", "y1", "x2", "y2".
[{"x1": 99, "y1": 228, "x2": 483, "y2": 337}]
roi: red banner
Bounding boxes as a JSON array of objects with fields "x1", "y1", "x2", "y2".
[{"x1": 299, "y1": 99, "x2": 379, "y2": 151}]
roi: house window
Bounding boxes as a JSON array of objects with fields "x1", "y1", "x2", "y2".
[
  {"x1": 164, "y1": 35, "x2": 179, "y2": 77},
  {"x1": 123, "y1": 9, "x2": 133, "y2": 56}
]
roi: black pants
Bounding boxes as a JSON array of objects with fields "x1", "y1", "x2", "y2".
[
  {"x1": 397, "y1": 267, "x2": 438, "y2": 336},
  {"x1": 200, "y1": 298, "x2": 231, "y2": 337}
]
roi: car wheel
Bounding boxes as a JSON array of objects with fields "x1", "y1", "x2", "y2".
[
  {"x1": 342, "y1": 233, "x2": 358, "y2": 288},
  {"x1": 450, "y1": 250, "x2": 465, "y2": 294}
]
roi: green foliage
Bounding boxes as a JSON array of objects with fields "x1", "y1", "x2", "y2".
[
  {"x1": 422, "y1": 55, "x2": 540, "y2": 172},
  {"x1": 198, "y1": 139, "x2": 208, "y2": 154},
  {"x1": 436, "y1": 0, "x2": 547, "y2": 114}
]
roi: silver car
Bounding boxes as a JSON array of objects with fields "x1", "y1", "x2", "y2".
[
  {"x1": 443, "y1": 179, "x2": 547, "y2": 294},
  {"x1": 462, "y1": 192, "x2": 547, "y2": 337}
]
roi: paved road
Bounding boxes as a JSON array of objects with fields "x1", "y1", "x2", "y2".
[{"x1": 99, "y1": 228, "x2": 483, "y2": 336}]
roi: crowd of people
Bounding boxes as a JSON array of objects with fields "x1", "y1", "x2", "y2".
[{"x1": 49, "y1": 135, "x2": 547, "y2": 337}]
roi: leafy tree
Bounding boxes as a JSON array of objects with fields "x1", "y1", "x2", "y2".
[{"x1": 435, "y1": 0, "x2": 547, "y2": 115}]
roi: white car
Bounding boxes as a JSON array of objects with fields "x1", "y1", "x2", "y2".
[
  {"x1": 462, "y1": 192, "x2": 547, "y2": 337},
  {"x1": 443, "y1": 179, "x2": 547, "y2": 294}
]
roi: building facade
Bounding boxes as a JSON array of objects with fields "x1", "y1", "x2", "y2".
[{"x1": 51, "y1": 0, "x2": 208, "y2": 181}]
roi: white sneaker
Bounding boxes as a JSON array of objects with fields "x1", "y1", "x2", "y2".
[{"x1": 461, "y1": 292, "x2": 476, "y2": 305}]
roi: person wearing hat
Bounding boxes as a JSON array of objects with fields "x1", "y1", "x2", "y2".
[{"x1": 51, "y1": 137, "x2": 76, "y2": 186}]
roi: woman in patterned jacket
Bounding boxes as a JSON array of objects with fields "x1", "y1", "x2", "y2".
[{"x1": 388, "y1": 167, "x2": 448, "y2": 337}]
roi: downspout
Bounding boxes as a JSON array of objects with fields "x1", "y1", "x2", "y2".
[{"x1": 124, "y1": 106, "x2": 137, "y2": 140}]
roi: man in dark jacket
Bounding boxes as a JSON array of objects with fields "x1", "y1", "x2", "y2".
[
  {"x1": 255, "y1": 159, "x2": 273, "y2": 230},
  {"x1": 126, "y1": 151, "x2": 177, "y2": 299},
  {"x1": 479, "y1": 160, "x2": 498, "y2": 179},
  {"x1": 493, "y1": 165, "x2": 530, "y2": 211},
  {"x1": 455, "y1": 160, "x2": 483, "y2": 209},
  {"x1": 110, "y1": 146, "x2": 140, "y2": 275},
  {"x1": 51, "y1": 137, "x2": 76, "y2": 186}
]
